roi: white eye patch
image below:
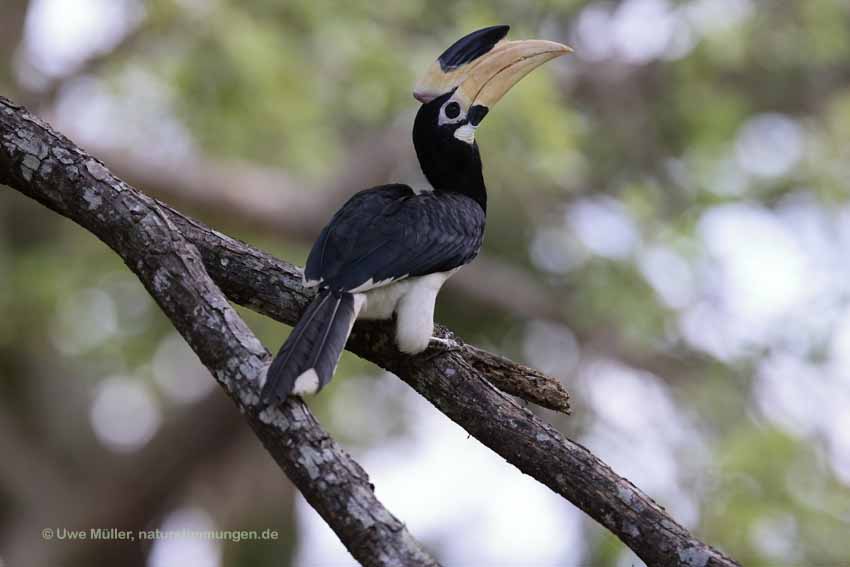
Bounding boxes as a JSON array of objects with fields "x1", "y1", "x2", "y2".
[
  {"x1": 453, "y1": 123, "x2": 476, "y2": 144},
  {"x1": 438, "y1": 99, "x2": 466, "y2": 126}
]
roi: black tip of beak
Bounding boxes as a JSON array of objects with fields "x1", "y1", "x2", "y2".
[
  {"x1": 438, "y1": 25, "x2": 510, "y2": 72},
  {"x1": 468, "y1": 105, "x2": 489, "y2": 126}
]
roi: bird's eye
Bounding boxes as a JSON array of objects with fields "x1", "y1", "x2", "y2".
[{"x1": 438, "y1": 99, "x2": 465, "y2": 126}]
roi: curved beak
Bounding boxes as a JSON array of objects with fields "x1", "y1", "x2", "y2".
[
  {"x1": 455, "y1": 39, "x2": 571, "y2": 109},
  {"x1": 414, "y1": 33, "x2": 571, "y2": 114}
]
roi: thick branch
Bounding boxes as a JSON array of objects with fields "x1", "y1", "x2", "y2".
[
  {"x1": 0, "y1": 96, "x2": 739, "y2": 567},
  {"x1": 0, "y1": 97, "x2": 438, "y2": 567}
]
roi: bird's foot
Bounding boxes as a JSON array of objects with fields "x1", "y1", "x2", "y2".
[{"x1": 429, "y1": 335, "x2": 461, "y2": 351}]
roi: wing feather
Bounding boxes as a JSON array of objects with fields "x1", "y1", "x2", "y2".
[{"x1": 304, "y1": 184, "x2": 485, "y2": 293}]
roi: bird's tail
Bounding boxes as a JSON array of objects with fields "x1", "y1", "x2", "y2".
[{"x1": 261, "y1": 290, "x2": 358, "y2": 404}]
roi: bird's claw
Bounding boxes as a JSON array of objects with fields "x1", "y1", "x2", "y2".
[{"x1": 429, "y1": 336, "x2": 460, "y2": 351}]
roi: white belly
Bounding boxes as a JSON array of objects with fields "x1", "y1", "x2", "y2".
[
  {"x1": 355, "y1": 270, "x2": 457, "y2": 354},
  {"x1": 358, "y1": 279, "x2": 415, "y2": 320}
]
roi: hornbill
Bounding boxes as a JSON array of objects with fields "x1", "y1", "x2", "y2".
[{"x1": 261, "y1": 25, "x2": 570, "y2": 403}]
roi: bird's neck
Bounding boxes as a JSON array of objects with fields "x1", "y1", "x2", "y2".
[
  {"x1": 412, "y1": 111, "x2": 488, "y2": 211},
  {"x1": 415, "y1": 141, "x2": 487, "y2": 211}
]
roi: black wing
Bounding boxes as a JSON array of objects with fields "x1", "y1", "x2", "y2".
[{"x1": 304, "y1": 184, "x2": 485, "y2": 293}]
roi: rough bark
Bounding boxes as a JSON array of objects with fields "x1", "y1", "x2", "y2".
[{"x1": 0, "y1": 96, "x2": 740, "y2": 567}]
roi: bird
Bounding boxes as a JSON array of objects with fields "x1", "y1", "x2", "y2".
[{"x1": 261, "y1": 25, "x2": 571, "y2": 403}]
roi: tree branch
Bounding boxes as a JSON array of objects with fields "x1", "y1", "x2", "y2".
[
  {"x1": 0, "y1": 96, "x2": 739, "y2": 567},
  {"x1": 0, "y1": 97, "x2": 438, "y2": 567}
]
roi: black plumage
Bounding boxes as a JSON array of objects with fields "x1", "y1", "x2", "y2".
[
  {"x1": 263, "y1": 290, "x2": 356, "y2": 404},
  {"x1": 305, "y1": 185, "x2": 485, "y2": 292},
  {"x1": 412, "y1": 92, "x2": 487, "y2": 209},
  {"x1": 261, "y1": 183, "x2": 484, "y2": 404},
  {"x1": 437, "y1": 25, "x2": 509, "y2": 71}
]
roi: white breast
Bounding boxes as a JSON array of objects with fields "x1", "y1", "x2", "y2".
[
  {"x1": 358, "y1": 279, "x2": 412, "y2": 320},
  {"x1": 355, "y1": 269, "x2": 458, "y2": 354}
]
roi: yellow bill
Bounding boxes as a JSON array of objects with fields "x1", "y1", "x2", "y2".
[{"x1": 414, "y1": 26, "x2": 571, "y2": 115}]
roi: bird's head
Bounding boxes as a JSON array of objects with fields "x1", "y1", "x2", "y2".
[{"x1": 412, "y1": 25, "x2": 571, "y2": 201}]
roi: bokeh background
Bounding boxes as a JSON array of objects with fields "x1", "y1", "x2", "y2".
[{"x1": 2, "y1": 0, "x2": 850, "y2": 566}]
